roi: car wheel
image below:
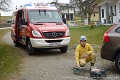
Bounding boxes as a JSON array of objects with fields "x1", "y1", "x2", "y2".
[
  {"x1": 14, "y1": 40, "x2": 22, "y2": 47},
  {"x1": 115, "y1": 53, "x2": 120, "y2": 72},
  {"x1": 60, "y1": 46, "x2": 68, "y2": 53},
  {"x1": 27, "y1": 40, "x2": 35, "y2": 55}
]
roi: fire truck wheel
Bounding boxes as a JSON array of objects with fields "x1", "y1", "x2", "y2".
[
  {"x1": 14, "y1": 40, "x2": 22, "y2": 47},
  {"x1": 115, "y1": 53, "x2": 120, "y2": 72},
  {"x1": 60, "y1": 46, "x2": 68, "y2": 53},
  {"x1": 27, "y1": 40, "x2": 35, "y2": 55}
]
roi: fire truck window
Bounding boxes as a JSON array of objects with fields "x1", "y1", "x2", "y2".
[
  {"x1": 23, "y1": 11, "x2": 27, "y2": 22},
  {"x1": 11, "y1": 12, "x2": 16, "y2": 24},
  {"x1": 116, "y1": 27, "x2": 120, "y2": 33},
  {"x1": 28, "y1": 10, "x2": 62, "y2": 23}
]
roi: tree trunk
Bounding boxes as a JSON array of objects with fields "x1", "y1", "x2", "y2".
[{"x1": 88, "y1": 13, "x2": 92, "y2": 24}]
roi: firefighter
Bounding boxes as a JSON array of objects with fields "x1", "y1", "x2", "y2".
[{"x1": 75, "y1": 36, "x2": 96, "y2": 69}]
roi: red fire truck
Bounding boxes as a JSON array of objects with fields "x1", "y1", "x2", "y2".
[{"x1": 11, "y1": 3, "x2": 70, "y2": 55}]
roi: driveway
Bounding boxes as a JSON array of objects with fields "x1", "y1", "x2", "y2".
[{"x1": 2, "y1": 32, "x2": 120, "y2": 80}]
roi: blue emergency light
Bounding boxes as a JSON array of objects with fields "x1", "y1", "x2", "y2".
[
  {"x1": 22, "y1": 2, "x2": 56, "y2": 9},
  {"x1": 24, "y1": 3, "x2": 32, "y2": 6},
  {"x1": 49, "y1": 4, "x2": 55, "y2": 7}
]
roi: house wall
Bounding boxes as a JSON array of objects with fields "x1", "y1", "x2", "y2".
[
  {"x1": 109, "y1": 0, "x2": 120, "y2": 23},
  {"x1": 99, "y1": 0, "x2": 120, "y2": 24},
  {"x1": 100, "y1": 5, "x2": 107, "y2": 24},
  {"x1": 114, "y1": 0, "x2": 120, "y2": 23},
  {"x1": 60, "y1": 8, "x2": 74, "y2": 14},
  {"x1": 51, "y1": 3, "x2": 75, "y2": 21},
  {"x1": 90, "y1": 13, "x2": 99, "y2": 21},
  {"x1": 60, "y1": 7, "x2": 74, "y2": 20}
]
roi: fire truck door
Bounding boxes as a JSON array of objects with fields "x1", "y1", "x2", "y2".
[{"x1": 21, "y1": 25, "x2": 28, "y2": 44}]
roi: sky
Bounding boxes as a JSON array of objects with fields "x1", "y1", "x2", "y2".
[{"x1": 1, "y1": 0, "x2": 70, "y2": 16}]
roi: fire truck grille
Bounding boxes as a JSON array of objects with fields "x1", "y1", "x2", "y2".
[
  {"x1": 45, "y1": 40, "x2": 62, "y2": 43},
  {"x1": 43, "y1": 32, "x2": 65, "y2": 38}
]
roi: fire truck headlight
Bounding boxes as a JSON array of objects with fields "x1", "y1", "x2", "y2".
[
  {"x1": 32, "y1": 30, "x2": 42, "y2": 37},
  {"x1": 65, "y1": 29, "x2": 70, "y2": 36}
]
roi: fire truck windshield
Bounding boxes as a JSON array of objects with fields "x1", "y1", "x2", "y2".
[{"x1": 28, "y1": 10, "x2": 63, "y2": 23}]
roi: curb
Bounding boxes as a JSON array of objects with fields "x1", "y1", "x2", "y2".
[{"x1": 0, "y1": 27, "x2": 11, "y2": 29}]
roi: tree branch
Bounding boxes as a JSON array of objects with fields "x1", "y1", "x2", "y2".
[{"x1": 0, "y1": 0, "x2": 12, "y2": 12}]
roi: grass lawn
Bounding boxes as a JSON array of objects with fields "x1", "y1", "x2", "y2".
[
  {"x1": 0, "y1": 29, "x2": 22, "y2": 80},
  {"x1": 0, "y1": 16, "x2": 12, "y2": 24},
  {"x1": 69, "y1": 25, "x2": 112, "y2": 48}
]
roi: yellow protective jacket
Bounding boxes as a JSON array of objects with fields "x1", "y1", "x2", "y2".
[{"x1": 75, "y1": 43, "x2": 94, "y2": 65}]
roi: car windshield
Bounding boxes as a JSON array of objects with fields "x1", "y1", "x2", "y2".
[{"x1": 28, "y1": 10, "x2": 62, "y2": 23}]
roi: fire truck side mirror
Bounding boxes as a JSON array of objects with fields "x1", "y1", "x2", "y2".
[
  {"x1": 63, "y1": 18, "x2": 66, "y2": 24},
  {"x1": 21, "y1": 19, "x2": 28, "y2": 25}
]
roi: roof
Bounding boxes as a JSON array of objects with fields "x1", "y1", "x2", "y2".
[
  {"x1": 93, "y1": 6, "x2": 99, "y2": 13},
  {"x1": 50, "y1": 2, "x2": 73, "y2": 7}
]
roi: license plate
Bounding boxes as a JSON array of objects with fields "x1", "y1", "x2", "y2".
[{"x1": 49, "y1": 43, "x2": 59, "y2": 46}]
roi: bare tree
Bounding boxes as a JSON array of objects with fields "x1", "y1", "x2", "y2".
[
  {"x1": 0, "y1": 0, "x2": 12, "y2": 11},
  {"x1": 53, "y1": 0, "x2": 59, "y2": 2},
  {"x1": 74, "y1": 0, "x2": 96, "y2": 23}
]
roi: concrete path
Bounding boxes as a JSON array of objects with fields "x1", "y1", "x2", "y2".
[{"x1": 0, "y1": 27, "x2": 11, "y2": 30}]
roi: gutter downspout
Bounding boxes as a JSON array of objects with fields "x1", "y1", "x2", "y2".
[{"x1": 106, "y1": 3, "x2": 110, "y2": 24}]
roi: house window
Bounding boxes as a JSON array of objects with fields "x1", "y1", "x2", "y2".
[
  {"x1": 102, "y1": 9, "x2": 104, "y2": 18},
  {"x1": 114, "y1": 5, "x2": 116, "y2": 16},
  {"x1": 94, "y1": 14, "x2": 95, "y2": 17}
]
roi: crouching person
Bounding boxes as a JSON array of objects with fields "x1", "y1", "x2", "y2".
[{"x1": 75, "y1": 36, "x2": 96, "y2": 69}]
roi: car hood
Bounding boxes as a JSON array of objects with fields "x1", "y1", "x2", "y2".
[{"x1": 30, "y1": 23, "x2": 67, "y2": 32}]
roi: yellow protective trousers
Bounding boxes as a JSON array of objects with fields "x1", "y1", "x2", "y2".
[
  {"x1": 75, "y1": 43, "x2": 96, "y2": 67},
  {"x1": 79, "y1": 53, "x2": 96, "y2": 67}
]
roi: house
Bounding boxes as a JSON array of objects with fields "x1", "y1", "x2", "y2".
[
  {"x1": 90, "y1": 6, "x2": 99, "y2": 22},
  {"x1": 50, "y1": 1, "x2": 75, "y2": 21},
  {"x1": 98, "y1": 0, "x2": 120, "y2": 24},
  {"x1": 70, "y1": 0, "x2": 99, "y2": 22},
  {"x1": 69, "y1": 0, "x2": 79, "y2": 13}
]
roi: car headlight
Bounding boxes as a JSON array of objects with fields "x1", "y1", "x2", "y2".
[
  {"x1": 65, "y1": 29, "x2": 70, "y2": 36},
  {"x1": 32, "y1": 30, "x2": 42, "y2": 37}
]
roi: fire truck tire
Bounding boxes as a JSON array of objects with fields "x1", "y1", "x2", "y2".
[
  {"x1": 14, "y1": 40, "x2": 22, "y2": 47},
  {"x1": 27, "y1": 40, "x2": 35, "y2": 55},
  {"x1": 60, "y1": 46, "x2": 68, "y2": 53}
]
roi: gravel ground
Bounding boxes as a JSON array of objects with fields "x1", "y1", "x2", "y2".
[{"x1": 2, "y1": 32, "x2": 120, "y2": 80}]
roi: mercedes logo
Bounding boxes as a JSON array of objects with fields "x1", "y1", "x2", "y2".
[{"x1": 52, "y1": 32, "x2": 57, "y2": 37}]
